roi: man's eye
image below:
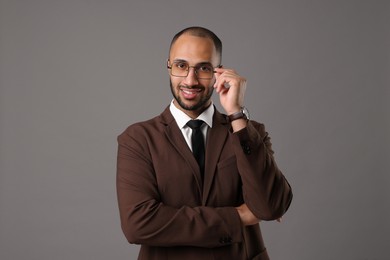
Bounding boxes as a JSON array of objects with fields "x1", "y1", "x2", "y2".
[
  {"x1": 175, "y1": 63, "x2": 188, "y2": 70},
  {"x1": 198, "y1": 65, "x2": 213, "y2": 72}
]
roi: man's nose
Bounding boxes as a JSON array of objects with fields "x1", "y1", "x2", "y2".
[{"x1": 183, "y1": 67, "x2": 199, "y2": 86}]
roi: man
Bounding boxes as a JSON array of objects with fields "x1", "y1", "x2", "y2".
[{"x1": 117, "y1": 26, "x2": 292, "y2": 260}]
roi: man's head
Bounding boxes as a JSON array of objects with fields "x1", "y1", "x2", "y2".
[
  {"x1": 169, "y1": 27, "x2": 222, "y2": 64},
  {"x1": 168, "y1": 27, "x2": 222, "y2": 117}
]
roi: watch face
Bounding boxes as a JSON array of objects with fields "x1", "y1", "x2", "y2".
[{"x1": 242, "y1": 107, "x2": 250, "y2": 120}]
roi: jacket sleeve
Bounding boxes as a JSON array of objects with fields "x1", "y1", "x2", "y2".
[
  {"x1": 116, "y1": 126, "x2": 242, "y2": 248},
  {"x1": 232, "y1": 121, "x2": 293, "y2": 221}
]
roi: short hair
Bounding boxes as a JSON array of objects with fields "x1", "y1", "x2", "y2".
[{"x1": 169, "y1": 26, "x2": 222, "y2": 64}]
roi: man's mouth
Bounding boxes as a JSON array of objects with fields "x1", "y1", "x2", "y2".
[{"x1": 180, "y1": 87, "x2": 202, "y2": 99}]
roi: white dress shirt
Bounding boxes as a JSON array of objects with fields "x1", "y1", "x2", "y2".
[{"x1": 169, "y1": 100, "x2": 214, "y2": 151}]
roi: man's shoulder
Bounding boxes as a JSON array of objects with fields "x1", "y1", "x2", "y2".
[
  {"x1": 117, "y1": 107, "x2": 173, "y2": 140},
  {"x1": 120, "y1": 115, "x2": 161, "y2": 136}
]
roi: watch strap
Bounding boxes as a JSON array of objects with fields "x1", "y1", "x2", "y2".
[{"x1": 228, "y1": 109, "x2": 247, "y2": 122}]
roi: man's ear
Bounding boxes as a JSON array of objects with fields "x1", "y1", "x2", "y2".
[{"x1": 166, "y1": 59, "x2": 171, "y2": 75}]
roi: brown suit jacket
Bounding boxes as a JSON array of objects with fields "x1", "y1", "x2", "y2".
[{"x1": 116, "y1": 106, "x2": 292, "y2": 260}]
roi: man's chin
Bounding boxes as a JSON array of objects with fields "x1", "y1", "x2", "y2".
[
  {"x1": 178, "y1": 101, "x2": 199, "y2": 111},
  {"x1": 175, "y1": 98, "x2": 205, "y2": 112}
]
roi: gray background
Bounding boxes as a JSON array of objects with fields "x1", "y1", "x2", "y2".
[{"x1": 0, "y1": 0, "x2": 389, "y2": 259}]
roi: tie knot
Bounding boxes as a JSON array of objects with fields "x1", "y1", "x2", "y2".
[{"x1": 186, "y1": 120, "x2": 204, "y2": 129}]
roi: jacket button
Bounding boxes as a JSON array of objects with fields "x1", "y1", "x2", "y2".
[
  {"x1": 241, "y1": 143, "x2": 251, "y2": 154},
  {"x1": 219, "y1": 236, "x2": 232, "y2": 244}
]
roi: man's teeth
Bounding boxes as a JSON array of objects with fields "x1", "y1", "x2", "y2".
[{"x1": 182, "y1": 89, "x2": 199, "y2": 94}]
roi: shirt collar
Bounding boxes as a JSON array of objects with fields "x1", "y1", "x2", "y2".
[{"x1": 169, "y1": 100, "x2": 214, "y2": 129}]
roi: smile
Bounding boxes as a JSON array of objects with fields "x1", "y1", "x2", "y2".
[
  {"x1": 180, "y1": 87, "x2": 202, "y2": 99},
  {"x1": 182, "y1": 88, "x2": 201, "y2": 94}
]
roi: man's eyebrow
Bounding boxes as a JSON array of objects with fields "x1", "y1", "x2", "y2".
[
  {"x1": 172, "y1": 59, "x2": 213, "y2": 66},
  {"x1": 172, "y1": 59, "x2": 188, "y2": 63},
  {"x1": 196, "y1": 62, "x2": 213, "y2": 66}
]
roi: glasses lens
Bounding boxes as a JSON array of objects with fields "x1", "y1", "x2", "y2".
[
  {"x1": 196, "y1": 64, "x2": 214, "y2": 79},
  {"x1": 171, "y1": 62, "x2": 189, "y2": 77}
]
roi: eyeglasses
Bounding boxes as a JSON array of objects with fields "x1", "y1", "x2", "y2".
[{"x1": 167, "y1": 60, "x2": 221, "y2": 79}]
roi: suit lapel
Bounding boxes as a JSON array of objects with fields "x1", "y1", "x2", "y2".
[
  {"x1": 159, "y1": 107, "x2": 230, "y2": 204},
  {"x1": 160, "y1": 107, "x2": 203, "y2": 195},
  {"x1": 202, "y1": 110, "x2": 230, "y2": 205}
]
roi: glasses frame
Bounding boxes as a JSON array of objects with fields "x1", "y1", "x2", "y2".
[{"x1": 167, "y1": 59, "x2": 222, "y2": 79}]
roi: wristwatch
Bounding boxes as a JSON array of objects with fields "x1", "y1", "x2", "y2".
[{"x1": 228, "y1": 106, "x2": 250, "y2": 122}]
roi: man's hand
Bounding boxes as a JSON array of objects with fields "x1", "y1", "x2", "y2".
[
  {"x1": 235, "y1": 204, "x2": 260, "y2": 226},
  {"x1": 236, "y1": 204, "x2": 283, "y2": 225},
  {"x1": 213, "y1": 67, "x2": 247, "y2": 115}
]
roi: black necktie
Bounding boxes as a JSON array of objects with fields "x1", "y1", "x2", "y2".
[{"x1": 186, "y1": 120, "x2": 205, "y2": 178}]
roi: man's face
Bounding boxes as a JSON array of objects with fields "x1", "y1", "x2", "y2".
[{"x1": 168, "y1": 34, "x2": 219, "y2": 114}]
